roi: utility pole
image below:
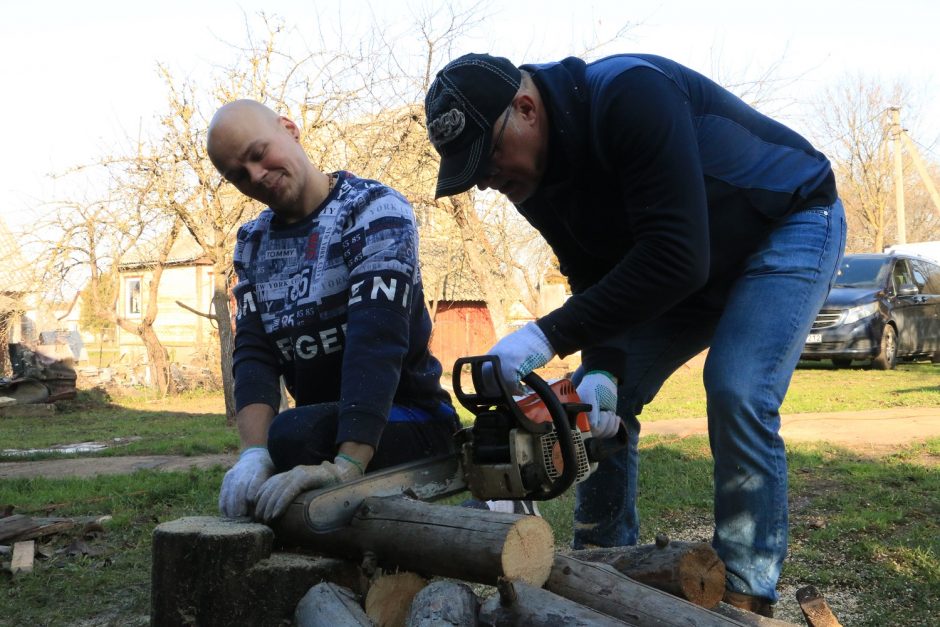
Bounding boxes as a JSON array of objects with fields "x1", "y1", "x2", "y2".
[
  {"x1": 900, "y1": 132, "x2": 940, "y2": 218},
  {"x1": 890, "y1": 107, "x2": 906, "y2": 245}
]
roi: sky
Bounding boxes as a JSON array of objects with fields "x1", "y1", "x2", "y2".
[{"x1": 1, "y1": 0, "x2": 938, "y2": 232}]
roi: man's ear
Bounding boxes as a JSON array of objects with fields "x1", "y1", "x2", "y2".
[
  {"x1": 515, "y1": 95, "x2": 538, "y2": 124},
  {"x1": 278, "y1": 116, "x2": 301, "y2": 141}
]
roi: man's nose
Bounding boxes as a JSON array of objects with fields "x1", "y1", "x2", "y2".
[
  {"x1": 476, "y1": 174, "x2": 494, "y2": 191},
  {"x1": 247, "y1": 162, "x2": 267, "y2": 183}
]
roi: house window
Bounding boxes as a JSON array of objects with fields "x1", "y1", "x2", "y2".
[{"x1": 126, "y1": 277, "x2": 142, "y2": 316}]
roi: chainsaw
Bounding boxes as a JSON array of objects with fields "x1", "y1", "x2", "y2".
[{"x1": 275, "y1": 355, "x2": 627, "y2": 537}]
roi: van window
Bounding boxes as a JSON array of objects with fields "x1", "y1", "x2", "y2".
[
  {"x1": 913, "y1": 260, "x2": 940, "y2": 294},
  {"x1": 891, "y1": 260, "x2": 915, "y2": 292},
  {"x1": 911, "y1": 261, "x2": 929, "y2": 292},
  {"x1": 834, "y1": 257, "x2": 890, "y2": 288}
]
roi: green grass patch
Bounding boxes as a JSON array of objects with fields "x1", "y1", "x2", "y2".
[
  {"x1": 641, "y1": 361, "x2": 939, "y2": 421},
  {"x1": 0, "y1": 468, "x2": 225, "y2": 626}
]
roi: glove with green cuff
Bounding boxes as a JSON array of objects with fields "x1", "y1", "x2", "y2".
[{"x1": 576, "y1": 370, "x2": 622, "y2": 438}]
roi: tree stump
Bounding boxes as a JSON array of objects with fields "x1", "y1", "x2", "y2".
[{"x1": 151, "y1": 516, "x2": 362, "y2": 626}]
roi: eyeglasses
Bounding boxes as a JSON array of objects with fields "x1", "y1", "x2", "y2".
[{"x1": 482, "y1": 107, "x2": 512, "y2": 179}]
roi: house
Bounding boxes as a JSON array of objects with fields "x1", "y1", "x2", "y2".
[{"x1": 115, "y1": 228, "x2": 217, "y2": 368}]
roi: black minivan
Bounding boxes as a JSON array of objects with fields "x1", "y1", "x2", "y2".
[{"x1": 801, "y1": 253, "x2": 940, "y2": 369}]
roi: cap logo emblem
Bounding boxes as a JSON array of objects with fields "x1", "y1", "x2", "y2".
[{"x1": 427, "y1": 108, "x2": 465, "y2": 147}]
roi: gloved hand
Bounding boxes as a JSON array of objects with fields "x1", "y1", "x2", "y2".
[
  {"x1": 219, "y1": 446, "x2": 276, "y2": 517},
  {"x1": 576, "y1": 370, "x2": 622, "y2": 438},
  {"x1": 254, "y1": 454, "x2": 365, "y2": 522},
  {"x1": 483, "y1": 322, "x2": 555, "y2": 394}
]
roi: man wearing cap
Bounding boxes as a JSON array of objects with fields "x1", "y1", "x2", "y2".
[{"x1": 424, "y1": 53, "x2": 845, "y2": 616}]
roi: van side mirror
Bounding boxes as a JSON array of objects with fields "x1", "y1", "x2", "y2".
[{"x1": 897, "y1": 283, "x2": 919, "y2": 297}]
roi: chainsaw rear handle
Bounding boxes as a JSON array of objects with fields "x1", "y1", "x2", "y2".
[
  {"x1": 452, "y1": 355, "x2": 579, "y2": 499},
  {"x1": 584, "y1": 420, "x2": 629, "y2": 463}
]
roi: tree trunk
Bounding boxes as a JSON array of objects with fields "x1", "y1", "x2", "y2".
[
  {"x1": 406, "y1": 580, "x2": 479, "y2": 627},
  {"x1": 567, "y1": 537, "x2": 726, "y2": 608},
  {"x1": 445, "y1": 196, "x2": 511, "y2": 338},
  {"x1": 478, "y1": 578, "x2": 631, "y2": 626},
  {"x1": 275, "y1": 495, "x2": 555, "y2": 587},
  {"x1": 213, "y1": 265, "x2": 237, "y2": 425},
  {"x1": 546, "y1": 554, "x2": 750, "y2": 627}
]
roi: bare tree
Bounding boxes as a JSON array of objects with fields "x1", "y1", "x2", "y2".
[{"x1": 810, "y1": 76, "x2": 909, "y2": 252}]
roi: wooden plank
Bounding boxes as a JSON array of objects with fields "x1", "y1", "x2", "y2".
[
  {"x1": 11, "y1": 540, "x2": 34, "y2": 575},
  {"x1": 796, "y1": 585, "x2": 843, "y2": 627}
]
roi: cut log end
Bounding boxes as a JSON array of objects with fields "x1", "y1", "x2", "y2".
[
  {"x1": 500, "y1": 515, "x2": 555, "y2": 586},
  {"x1": 365, "y1": 571, "x2": 428, "y2": 627},
  {"x1": 676, "y1": 544, "x2": 727, "y2": 608}
]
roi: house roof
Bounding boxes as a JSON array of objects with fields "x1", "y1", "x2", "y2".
[{"x1": 120, "y1": 227, "x2": 209, "y2": 269}]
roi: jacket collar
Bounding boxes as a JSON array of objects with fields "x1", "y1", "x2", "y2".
[{"x1": 520, "y1": 57, "x2": 590, "y2": 199}]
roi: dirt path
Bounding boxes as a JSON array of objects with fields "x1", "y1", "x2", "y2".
[{"x1": 1, "y1": 407, "x2": 937, "y2": 480}]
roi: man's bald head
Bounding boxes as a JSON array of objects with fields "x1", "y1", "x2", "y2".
[
  {"x1": 206, "y1": 99, "x2": 322, "y2": 221},
  {"x1": 207, "y1": 99, "x2": 282, "y2": 171}
]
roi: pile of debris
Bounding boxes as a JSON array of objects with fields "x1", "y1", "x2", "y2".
[
  {"x1": 0, "y1": 342, "x2": 77, "y2": 409},
  {"x1": 0, "y1": 510, "x2": 111, "y2": 577}
]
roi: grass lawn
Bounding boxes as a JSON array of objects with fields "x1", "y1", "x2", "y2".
[{"x1": 0, "y1": 361, "x2": 937, "y2": 625}]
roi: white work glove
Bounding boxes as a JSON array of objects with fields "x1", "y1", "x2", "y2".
[
  {"x1": 576, "y1": 370, "x2": 622, "y2": 439},
  {"x1": 483, "y1": 322, "x2": 555, "y2": 394},
  {"x1": 254, "y1": 454, "x2": 365, "y2": 523},
  {"x1": 219, "y1": 447, "x2": 276, "y2": 518}
]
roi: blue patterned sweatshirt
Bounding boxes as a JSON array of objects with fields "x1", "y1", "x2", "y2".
[{"x1": 231, "y1": 171, "x2": 454, "y2": 448}]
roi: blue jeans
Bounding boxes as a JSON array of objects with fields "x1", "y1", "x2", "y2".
[
  {"x1": 572, "y1": 200, "x2": 846, "y2": 602},
  {"x1": 267, "y1": 402, "x2": 458, "y2": 473}
]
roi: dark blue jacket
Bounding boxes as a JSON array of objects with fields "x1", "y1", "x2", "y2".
[{"x1": 521, "y1": 55, "x2": 837, "y2": 376}]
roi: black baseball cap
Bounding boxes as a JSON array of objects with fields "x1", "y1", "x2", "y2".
[{"x1": 425, "y1": 53, "x2": 521, "y2": 198}]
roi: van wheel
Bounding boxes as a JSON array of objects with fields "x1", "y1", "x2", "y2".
[
  {"x1": 832, "y1": 358, "x2": 852, "y2": 368},
  {"x1": 872, "y1": 325, "x2": 898, "y2": 370}
]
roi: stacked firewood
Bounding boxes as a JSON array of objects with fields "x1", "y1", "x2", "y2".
[{"x1": 153, "y1": 495, "x2": 844, "y2": 626}]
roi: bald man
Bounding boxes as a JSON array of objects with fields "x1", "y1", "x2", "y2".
[{"x1": 207, "y1": 100, "x2": 458, "y2": 522}]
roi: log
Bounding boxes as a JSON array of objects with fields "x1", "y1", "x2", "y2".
[
  {"x1": 478, "y1": 577, "x2": 632, "y2": 626},
  {"x1": 547, "y1": 554, "x2": 750, "y2": 626},
  {"x1": 151, "y1": 516, "x2": 363, "y2": 627},
  {"x1": 0, "y1": 515, "x2": 36, "y2": 542},
  {"x1": 295, "y1": 582, "x2": 373, "y2": 627},
  {"x1": 276, "y1": 495, "x2": 555, "y2": 587},
  {"x1": 406, "y1": 580, "x2": 480, "y2": 627},
  {"x1": 712, "y1": 603, "x2": 799, "y2": 626},
  {"x1": 11, "y1": 540, "x2": 34, "y2": 575},
  {"x1": 796, "y1": 586, "x2": 843, "y2": 627},
  {"x1": 568, "y1": 535, "x2": 726, "y2": 607},
  {"x1": 365, "y1": 572, "x2": 427, "y2": 627}
]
